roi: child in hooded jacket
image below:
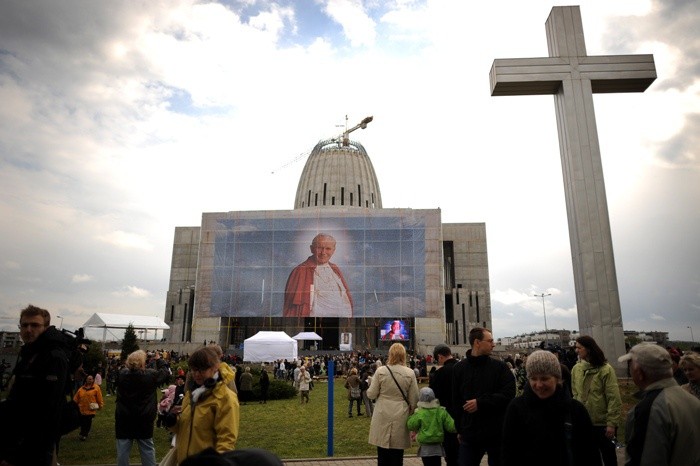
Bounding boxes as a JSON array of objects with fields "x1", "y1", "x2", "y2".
[
  {"x1": 157, "y1": 384, "x2": 176, "y2": 428},
  {"x1": 407, "y1": 387, "x2": 456, "y2": 466}
]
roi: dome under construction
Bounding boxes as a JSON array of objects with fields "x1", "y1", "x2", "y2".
[{"x1": 294, "y1": 117, "x2": 382, "y2": 210}]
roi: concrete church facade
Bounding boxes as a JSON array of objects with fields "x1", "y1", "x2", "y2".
[{"x1": 162, "y1": 133, "x2": 491, "y2": 355}]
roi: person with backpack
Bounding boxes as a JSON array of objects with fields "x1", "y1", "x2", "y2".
[
  {"x1": 0, "y1": 305, "x2": 70, "y2": 466},
  {"x1": 345, "y1": 367, "x2": 363, "y2": 417},
  {"x1": 407, "y1": 387, "x2": 456, "y2": 466},
  {"x1": 115, "y1": 349, "x2": 170, "y2": 466}
]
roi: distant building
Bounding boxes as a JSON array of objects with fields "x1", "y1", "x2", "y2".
[
  {"x1": 500, "y1": 329, "x2": 571, "y2": 349},
  {"x1": 623, "y1": 330, "x2": 669, "y2": 345},
  {"x1": 162, "y1": 130, "x2": 491, "y2": 355},
  {"x1": 0, "y1": 331, "x2": 21, "y2": 348},
  {"x1": 501, "y1": 329, "x2": 670, "y2": 351}
]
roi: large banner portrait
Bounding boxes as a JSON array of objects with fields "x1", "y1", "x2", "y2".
[{"x1": 195, "y1": 208, "x2": 442, "y2": 319}]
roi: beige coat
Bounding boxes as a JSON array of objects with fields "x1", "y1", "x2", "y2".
[{"x1": 367, "y1": 364, "x2": 419, "y2": 449}]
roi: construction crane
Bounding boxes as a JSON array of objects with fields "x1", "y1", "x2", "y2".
[
  {"x1": 333, "y1": 115, "x2": 373, "y2": 147},
  {"x1": 271, "y1": 115, "x2": 374, "y2": 174},
  {"x1": 271, "y1": 150, "x2": 309, "y2": 174}
]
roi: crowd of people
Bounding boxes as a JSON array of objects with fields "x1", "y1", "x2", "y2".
[{"x1": 1, "y1": 305, "x2": 699, "y2": 466}]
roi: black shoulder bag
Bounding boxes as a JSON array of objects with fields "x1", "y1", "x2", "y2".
[{"x1": 385, "y1": 366, "x2": 413, "y2": 413}]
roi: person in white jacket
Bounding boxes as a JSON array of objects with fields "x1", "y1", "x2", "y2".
[{"x1": 297, "y1": 365, "x2": 312, "y2": 404}]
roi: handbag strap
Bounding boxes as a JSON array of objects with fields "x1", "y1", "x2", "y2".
[{"x1": 385, "y1": 366, "x2": 410, "y2": 407}]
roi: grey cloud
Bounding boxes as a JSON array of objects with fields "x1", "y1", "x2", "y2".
[
  {"x1": 601, "y1": 0, "x2": 700, "y2": 91},
  {"x1": 655, "y1": 112, "x2": 700, "y2": 168}
]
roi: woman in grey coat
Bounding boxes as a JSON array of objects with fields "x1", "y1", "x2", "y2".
[{"x1": 367, "y1": 343, "x2": 419, "y2": 466}]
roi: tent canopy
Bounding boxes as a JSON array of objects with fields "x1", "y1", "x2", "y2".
[
  {"x1": 244, "y1": 331, "x2": 297, "y2": 362},
  {"x1": 292, "y1": 331, "x2": 323, "y2": 341},
  {"x1": 82, "y1": 312, "x2": 169, "y2": 330}
]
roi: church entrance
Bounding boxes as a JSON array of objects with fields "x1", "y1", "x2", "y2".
[{"x1": 304, "y1": 317, "x2": 339, "y2": 350}]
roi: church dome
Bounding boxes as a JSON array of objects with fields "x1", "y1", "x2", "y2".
[{"x1": 294, "y1": 138, "x2": 382, "y2": 209}]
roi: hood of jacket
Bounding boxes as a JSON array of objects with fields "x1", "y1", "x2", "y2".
[
  {"x1": 21, "y1": 325, "x2": 70, "y2": 357},
  {"x1": 416, "y1": 399, "x2": 441, "y2": 410},
  {"x1": 218, "y1": 362, "x2": 235, "y2": 386}
]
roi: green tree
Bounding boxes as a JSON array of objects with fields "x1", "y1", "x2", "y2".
[
  {"x1": 120, "y1": 323, "x2": 139, "y2": 360},
  {"x1": 83, "y1": 340, "x2": 107, "y2": 374},
  {"x1": 625, "y1": 335, "x2": 641, "y2": 347}
]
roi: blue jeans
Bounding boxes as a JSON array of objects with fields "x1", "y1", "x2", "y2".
[
  {"x1": 348, "y1": 398, "x2": 362, "y2": 415},
  {"x1": 116, "y1": 438, "x2": 156, "y2": 466}
]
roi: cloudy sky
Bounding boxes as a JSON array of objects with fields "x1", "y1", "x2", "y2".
[{"x1": 1, "y1": 0, "x2": 698, "y2": 342}]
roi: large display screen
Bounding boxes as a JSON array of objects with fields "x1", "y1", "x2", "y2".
[
  {"x1": 194, "y1": 208, "x2": 442, "y2": 319},
  {"x1": 380, "y1": 320, "x2": 409, "y2": 341}
]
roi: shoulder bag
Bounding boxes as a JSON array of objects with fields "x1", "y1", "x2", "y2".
[{"x1": 385, "y1": 366, "x2": 413, "y2": 414}]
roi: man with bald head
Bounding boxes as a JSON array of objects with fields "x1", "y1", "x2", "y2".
[{"x1": 283, "y1": 233, "x2": 353, "y2": 318}]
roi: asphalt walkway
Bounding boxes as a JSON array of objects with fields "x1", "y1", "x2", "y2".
[
  {"x1": 282, "y1": 448, "x2": 627, "y2": 466},
  {"x1": 284, "y1": 449, "x2": 627, "y2": 466},
  {"x1": 66, "y1": 447, "x2": 626, "y2": 466}
]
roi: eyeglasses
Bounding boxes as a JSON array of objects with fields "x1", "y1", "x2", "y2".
[{"x1": 18, "y1": 322, "x2": 46, "y2": 329}]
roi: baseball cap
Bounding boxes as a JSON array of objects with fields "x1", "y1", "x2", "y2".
[{"x1": 618, "y1": 343, "x2": 672, "y2": 372}]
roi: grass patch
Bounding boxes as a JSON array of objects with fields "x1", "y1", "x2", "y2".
[
  {"x1": 51, "y1": 381, "x2": 418, "y2": 464},
  {"x1": 7, "y1": 378, "x2": 638, "y2": 464}
]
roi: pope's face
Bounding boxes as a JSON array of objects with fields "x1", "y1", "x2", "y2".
[{"x1": 311, "y1": 238, "x2": 336, "y2": 265}]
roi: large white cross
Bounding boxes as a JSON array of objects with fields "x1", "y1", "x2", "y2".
[{"x1": 490, "y1": 6, "x2": 656, "y2": 367}]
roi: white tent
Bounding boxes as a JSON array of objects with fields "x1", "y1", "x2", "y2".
[
  {"x1": 291, "y1": 331, "x2": 323, "y2": 341},
  {"x1": 243, "y1": 331, "x2": 297, "y2": 362},
  {"x1": 82, "y1": 313, "x2": 169, "y2": 342}
]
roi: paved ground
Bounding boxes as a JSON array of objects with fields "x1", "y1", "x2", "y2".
[
  {"x1": 282, "y1": 447, "x2": 627, "y2": 466},
  {"x1": 284, "y1": 456, "x2": 462, "y2": 466},
  {"x1": 66, "y1": 447, "x2": 626, "y2": 466}
]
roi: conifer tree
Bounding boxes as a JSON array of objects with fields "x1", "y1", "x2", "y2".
[{"x1": 121, "y1": 323, "x2": 139, "y2": 360}]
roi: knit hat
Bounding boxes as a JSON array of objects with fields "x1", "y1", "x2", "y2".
[
  {"x1": 618, "y1": 343, "x2": 672, "y2": 373},
  {"x1": 419, "y1": 387, "x2": 436, "y2": 403},
  {"x1": 525, "y1": 350, "x2": 562, "y2": 379}
]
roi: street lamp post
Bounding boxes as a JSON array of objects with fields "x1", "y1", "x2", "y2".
[
  {"x1": 689, "y1": 326, "x2": 695, "y2": 343},
  {"x1": 534, "y1": 293, "x2": 552, "y2": 348},
  {"x1": 56, "y1": 315, "x2": 64, "y2": 330}
]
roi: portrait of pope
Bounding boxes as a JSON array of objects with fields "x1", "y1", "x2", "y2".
[{"x1": 283, "y1": 233, "x2": 353, "y2": 318}]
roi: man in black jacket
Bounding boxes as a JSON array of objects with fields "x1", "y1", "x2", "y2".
[
  {"x1": 429, "y1": 344, "x2": 460, "y2": 466},
  {"x1": 0, "y1": 305, "x2": 69, "y2": 466},
  {"x1": 451, "y1": 328, "x2": 515, "y2": 466}
]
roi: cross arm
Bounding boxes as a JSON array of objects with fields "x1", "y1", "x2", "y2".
[
  {"x1": 579, "y1": 54, "x2": 656, "y2": 93},
  {"x1": 490, "y1": 57, "x2": 569, "y2": 96},
  {"x1": 490, "y1": 54, "x2": 656, "y2": 96}
]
